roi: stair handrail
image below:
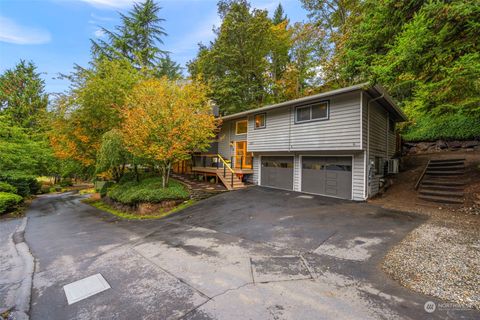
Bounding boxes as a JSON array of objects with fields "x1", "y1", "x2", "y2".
[
  {"x1": 217, "y1": 154, "x2": 235, "y2": 174},
  {"x1": 415, "y1": 159, "x2": 430, "y2": 190}
]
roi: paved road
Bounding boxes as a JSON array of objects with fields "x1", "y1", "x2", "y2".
[{"x1": 23, "y1": 189, "x2": 478, "y2": 319}]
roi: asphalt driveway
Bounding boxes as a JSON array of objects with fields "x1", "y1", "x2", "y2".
[{"x1": 22, "y1": 187, "x2": 478, "y2": 319}]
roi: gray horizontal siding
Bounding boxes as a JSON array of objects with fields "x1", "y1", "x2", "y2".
[
  {"x1": 218, "y1": 118, "x2": 247, "y2": 160},
  {"x1": 367, "y1": 101, "x2": 388, "y2": 197},
  {"x1": 247, "y1": 91, "x2": 362, "y2": 152}
]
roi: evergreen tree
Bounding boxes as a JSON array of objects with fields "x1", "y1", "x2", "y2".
[
  {"x1": 0, "y1": 60, "x2": 48, "y2": 130},
  {"x1": 91, "y1": 0, "x2": 181, "y2": 78}
]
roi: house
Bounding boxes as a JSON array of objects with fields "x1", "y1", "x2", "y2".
[{"x1": 189, "y1": 83, "x2": 407, "y2": 200}]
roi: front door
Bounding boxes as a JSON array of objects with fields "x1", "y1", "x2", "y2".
[{"x1": 234, "y1": 141, "x2": 252, "y2": 169}]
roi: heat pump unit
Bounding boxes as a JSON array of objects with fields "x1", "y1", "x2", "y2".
[{"x1": 387, "y1": 159, "x2": 399, "y2": 174}]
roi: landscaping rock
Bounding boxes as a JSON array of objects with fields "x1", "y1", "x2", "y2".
[
  {"x1": 447, "y1": 141, "x2": 462, "y2": 149},
  {"x1": 463, "y1": 140, "x2": 479, "y2": 148},
  {"x1": 436, "y1": 140, "x2": 448, "y2": 149}
]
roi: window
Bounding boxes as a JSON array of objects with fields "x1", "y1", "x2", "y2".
[
  {"x1": 254, "y1": 113, "x2": 266, "y2": 129},
  {"x1": 235, "y1": 120, "x2": 247, "y2": 135},
  {"x1": 295, "y1": 101, "x2": 329, "y2": 123}
]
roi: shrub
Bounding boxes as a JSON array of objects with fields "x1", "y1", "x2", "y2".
[
  {"x1": 0, "y1": 192, "x2": 23, "y2": 214},
  {"x1": 0, "y1": 172, "x2": 41, "y2": 196},
  {"x1": 107, "y1": 177, "x2": 189, "y2": 205},
  {"x1": 402, "y1": 113, "x2": 480, "y2": 142},
  {"x1": 59, "y1": 179, "x2": 73, "y2": 187},
  {"x1": 0, "y1": 181, "x2": 17, "y2": 194},
  {"x1": 99, "y1": 181, "x2": 115, "y2": 197}
]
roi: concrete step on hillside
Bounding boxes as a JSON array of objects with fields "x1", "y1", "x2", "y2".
[
  {"x1": 426, "y1": 165, "x2": 464, "y2": 170},
  {"x1": 428, "y1": 161, "x2": 465, "y2": 166},
  {"x1": 425, "y1": 170, "x2": 464, "y2": 176},
  {"x1": 418, "y1": 194, "x2": 464, "y2": 204},
  {"x1": 418, "y1": 189, "x2": 464, "y2": 198},
  {"x1": 429, "y1": 158, "x2": 465, "y2": 163},
  {"x1": 420, "y1": 185, "x2": 464, "y2": 191},
  {"x1": 421, "y1": 179, "x2": 466, "y2": 187}
]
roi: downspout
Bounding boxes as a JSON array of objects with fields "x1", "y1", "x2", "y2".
[{"x1": 366, "y1": 93, "x2": 385, "y2": 199}]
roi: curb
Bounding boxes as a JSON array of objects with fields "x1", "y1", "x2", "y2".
[{"x1": 10, "y1": 217, "x2": 34, "y2": 320}]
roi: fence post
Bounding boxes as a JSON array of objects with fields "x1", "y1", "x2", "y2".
[
  {"x1": 231, "y1": 172, "x2": 233, "y2": 189},
  {"x1": 203, "y1": 156, "x2": 206, "y2": 168}
]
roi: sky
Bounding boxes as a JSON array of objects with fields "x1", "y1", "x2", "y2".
[{"x1": 0, "y1": 0, "x2": 309, "y2": 94}]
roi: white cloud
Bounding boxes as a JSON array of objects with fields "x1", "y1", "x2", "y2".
[
  {"x1": 80, "y1": 0, "x2": 137, "y2": 9},
  {"x1": 94, "y1": 28, "x2": 106, "y2": 38},
  {"x1": 0, "y1": 16, "x2": 51, "y2": 45}
]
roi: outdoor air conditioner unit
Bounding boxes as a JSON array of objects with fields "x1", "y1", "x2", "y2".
[{"x1": 387, "y1": 159, "x2": 399, "y2": 174}]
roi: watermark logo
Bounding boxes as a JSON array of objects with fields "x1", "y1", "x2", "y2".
[{"x1": 424, "y1": 301, "x2": 436, "y2": 313}]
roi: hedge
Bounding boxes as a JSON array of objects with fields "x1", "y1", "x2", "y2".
[
  {"x1": 0, "y1": 172, "x2": 41, "y2": 197},
  {"x1": 0, "y1": 181, "x2": 17, "y2": 194},
  {"x1": 0, "y1": 192, "x2": 23, "y2": 214},
  {"x1": 107, "y1": 177, "x2": 189, "y2": 205}
]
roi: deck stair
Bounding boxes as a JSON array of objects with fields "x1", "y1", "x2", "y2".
[
  {"x1": 191, "y1": 154, "x2": 247, "y2": 191},
  {"x1": 416, "y1": 158, "x2": 466, "y2": 204},
  {"x1": 216, "y1": 168, "x2": 247, "y2": 191}
]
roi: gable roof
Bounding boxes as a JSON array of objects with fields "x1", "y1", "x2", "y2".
[{"x1": 221, "y1": 83, "x2": 407, "y2": 122}]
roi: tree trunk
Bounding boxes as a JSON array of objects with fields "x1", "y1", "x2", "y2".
[{"x1": 134, "y1": 164, "x2": 139, "y2": 182}]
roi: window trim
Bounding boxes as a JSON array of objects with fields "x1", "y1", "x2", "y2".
[
  {"x1": 235, "y1": 119, "x2": 248, "y2": 135},
  {"x1": 254, "y1": 113, "x2": 266, "y2": 130},
  {"x1": 294, "y1": 100, "x2": 330, "y2": 124}
]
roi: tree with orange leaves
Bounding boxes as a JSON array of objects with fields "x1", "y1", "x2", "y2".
[{"x1": 120, "y1": 78, "x2": 218, "y2": 188}]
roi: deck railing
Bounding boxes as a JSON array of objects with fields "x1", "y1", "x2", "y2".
[
  {"x1": 192, "y1": 154, "x2": 236, "y2": 188},
  {"x1": 231, "y1": 155, "x2": 253, "y2": 170}
]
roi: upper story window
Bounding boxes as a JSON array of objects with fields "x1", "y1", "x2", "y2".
[
  {"x1": 254, "y1": 113, "x2": 266, "y2": 129},
  {"x1": 295, "y1": 101, "x2": 329, "y2": 123},
  {"x1": 235, "y1": 120, "x2": 248, "y2": 135}
]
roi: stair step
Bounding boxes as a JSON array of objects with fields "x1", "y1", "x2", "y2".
[
  {"x1": 419, "y1": 189, "x2": 464, "y2": 197},
  {"x1": 429, "y1": 158, "x2": 465, "y2": 163},
  {"x1": 420, "y1": 185, "x2": 464, "y2": 191},
  {"x1": 421, "y1": 179, "x2": 466, "y2": 186},
  {"x1": 418, "y1": 195, "x2": 463, "y2": 204},
  {"x1": 427, "y1": 165, "x2": 464, "y2": 170},
  {"x1": 428, "y1": 161, "x2": 465, "y2": 166},
  {"x1": 425, "y1": 170, "x2": 464, "y2": 176}
]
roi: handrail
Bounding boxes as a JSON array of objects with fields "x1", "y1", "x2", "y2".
[
  {"x1": 217, "y1": 154, "x2": 235, "y2": 174},
  {"x1": 415, "y1": 160, "x2": 430, "y2": 190}
]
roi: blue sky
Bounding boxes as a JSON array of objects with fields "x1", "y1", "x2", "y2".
[{"x1": 0, "y1": 0, "x2": 308, "y2": 94}]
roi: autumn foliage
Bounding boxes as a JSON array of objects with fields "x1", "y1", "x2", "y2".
[{"x1": 120, "y1": 78, "x2": 218, "y2": 187}]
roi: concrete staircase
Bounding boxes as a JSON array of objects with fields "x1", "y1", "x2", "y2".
[{"x1": 417, "y1": 158, "x2": 466, "y2": 204}]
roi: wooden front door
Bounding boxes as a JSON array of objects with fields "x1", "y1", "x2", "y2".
[{"x1": 234, "y1": 141, "x2": 252, "y2": 169}]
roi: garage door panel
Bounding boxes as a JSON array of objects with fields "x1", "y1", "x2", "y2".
[
  {"x1": 261, "y1": 156, "x2": 294, "y2": 190},
  {"x1": 301, "y1": 156, "x2": 352, "y2": 199}
]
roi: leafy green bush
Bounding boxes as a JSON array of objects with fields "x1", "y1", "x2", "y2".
[
  {"x1": 0, "y1": 192, "x2": 23, "y2": 214},
  {"x1": 0, "y1": 172, "x2": 40, "y2": 196},
  {"x1": 0, "y1": 181, "x2": 17, "y2": 194},
  {"x1": 107, "y1": 177, "x2": 189, "y2": 205},
  {"x1": 99, "y1": 181, "x2": 115, "y2": 197},
  {"x1": 59, "y1": 179, "x2": 73, "y2": 187},
  {"x1": 402, "y1": 113, "x2": 480, "y2": 142}
]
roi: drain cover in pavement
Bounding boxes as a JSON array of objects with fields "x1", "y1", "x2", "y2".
[
  {"x1": 63, "y1": 273, "x2": 110, "y2": 305},
  {"x1": 250, "y1": 256, "x2": 312, "y2": 283}
]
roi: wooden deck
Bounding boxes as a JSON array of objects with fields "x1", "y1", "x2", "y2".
[
  {"x1": 192, "y1": 167, "x2": 253, "y2": 175},
  {"x1": 191, "y1": 166, "x2": 253, "y2": 190}
]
